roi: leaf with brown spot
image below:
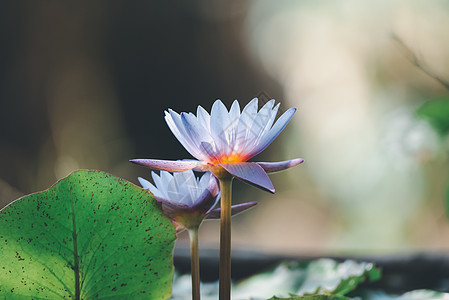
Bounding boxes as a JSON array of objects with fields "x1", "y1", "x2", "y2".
[{"x1": 0, "y1": 170, "x2": 176, "y2": 299}]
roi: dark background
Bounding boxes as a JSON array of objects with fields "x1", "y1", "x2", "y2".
[
  {"x1": 3, "y1": 1, "x2": 449, "y2": 255},
  {"x1": 0, "y1": 1, "x2": 282, "y2": 204}
]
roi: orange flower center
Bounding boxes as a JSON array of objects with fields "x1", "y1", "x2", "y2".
[{"x1": 209, "y1": 153, "x2": 248, "y2": 164}]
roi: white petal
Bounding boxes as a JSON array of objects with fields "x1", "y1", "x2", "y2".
[
  {"x1": 235, "y1": 98, "x2": 258, "y2": 152},
  {"x1": 199, "y1": 172, "x2": 211, "y2": 190},
  {"x1": 181, "y1": 112, "x2": 212, "y2": 146},
  {"x1": 229, "y1": 100, "x2": 241, "y2": 122},
  {"x1": 200, "y1": 141, "x2": 219, "y2": 159},
  {"x1": 197, "y1": 105, "x2": 211, "y2": 132},
  {"x1": 175, "y1": 170, "x2": 199, "y2": 205},
  {"x1": 153, "y1": 171, "x2": 171, "y2": 198},
  {"x1": 138, "y1": 177, "x2": 164, "y2": 198},
  {"x1": 199, "y1": 172, "x2": 219, "y2": 196},
  {"x1": 246, "y1": 101, "x2": 279, "y2": 152},
  {"x1": 138, "y1": 177, "x2": 153, "y2": 189},
  {"x1": 165, "y1": 110, "x2": 208, "y2": 161},
  {"x1": 244, "y1": 100, "x2": 276, "y2": 152},
  {"x1": 227, "y1": 100, "x2": 241, "y2": 149},
  {"x1": 210, "y1": 100, "x2": 232, "y2": 155},
  {"x1": 167, "y1": 175, "x2": 182, "y2": 203},
  {"x1": 174, "y1": 170, "x2": 196, "y2": 188},
  {"x1": 249, "y1": 107, "x2": 296, "y2": 158}
]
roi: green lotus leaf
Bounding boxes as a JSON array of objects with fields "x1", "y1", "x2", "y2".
[{"x1": 0, "y1": 170, "x2": 176, "y2": 299}]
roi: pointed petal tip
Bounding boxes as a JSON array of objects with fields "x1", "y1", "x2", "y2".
[
  {"x1": 257, "y1": 158, "x2": 304, "y2": 174},
  {"x1": 291, "y1": 158, "x2": 304, "y2": 165},
  {"x1": 137, "y1": 176, "x2": 146, "y2": 185},
  {"x1": 129, "y1": 158, "x2": 199, "y2": 172},
  {"x1": 129, "y1": 159, "x2": 144, "y2": 165}
]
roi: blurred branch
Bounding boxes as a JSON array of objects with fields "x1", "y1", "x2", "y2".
[{"x1": 392, "y1": 33, "x2": 449, "y2": 91}]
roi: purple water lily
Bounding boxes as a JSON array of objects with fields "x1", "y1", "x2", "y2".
[
  {"x1": 131, "y1": 98, "x2": 303, "y2": 193},
  {"x1": 138, "y1": 170, "x2": 256, "y2": 230},
  {"x1": 131, "y1": 98, "x2": 303, "y2": 300},
  {"x1": 138, "y1": 170, "x2": 256, "y2": 300}
]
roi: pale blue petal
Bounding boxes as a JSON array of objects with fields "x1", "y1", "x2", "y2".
[
  {"x1": 174, "y1": 170, "x2": 198, "y2": 204},
  {"x1": 199, "y1": 172, "x2": 211, "y2": 190},
  {"x1": 197, "y1": 105, "x2": 211, "y2": 132},
  {"x1": 210, "y1": 100, "x2": 232, "y2": 155},
  {"x1": 199, "y1": 172, "x2": 219, "y2": 196},
  {"x1": 248, "y1": 107, "x2": 296, "y2": 158},
  {"x1": 159, "y1": 171, "x2": 173, "y2": 186},
  {"x1": 165, "y1": 110, "x2": 193, "y2": 150},
  {"x1": 235, "y1": 98, "x2": 258, "y2": 152},
  {"x1": 138, "y1": 177, "x2": 164, "y2": 199},
  {"x1": 181, "y1": 112, "x2": 212, "y2": 147},
  {"x1": 227, "y1": 100, "x2": 241, "y2": 147},
  {"x1": 138, "y1": 176, "x2": 153, "y2": 189},
  {"x1": 165, "y1": 110, "x2": 206, "y2": 161},
  {"x1": 200, "y1": 141, "x2": 219, "y2": 159},
  {"x1": 167, "y1": 175, "x2": 182, "y2": 203},
  {"x1": 229, "y1": 100, "x2": 241, "y2": 123},
  {"x1": 151, "y1": 172, "x2": 166, "y2": 194},
  {"x1": 245, "y1": 100, "x2": 276, "y2": 152},
  {"x1": 245, "y1": 102, "x2": 280, "y2": 153}
]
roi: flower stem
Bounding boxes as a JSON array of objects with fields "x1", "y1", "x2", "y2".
[
  {"x1": 219, "y1": 177, "x2": 233, "y2": 300},
  {"x1": 188, "y1": 227, "x2": 201, "y2": 300}
]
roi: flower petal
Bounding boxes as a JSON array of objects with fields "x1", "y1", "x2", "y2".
[
  {"x1": 165, "y1": 110, "x2": 208, "y2": 161},
  {"x1": 138, "y1": 176, "x2": 153, "y2": 189},
  {"x1": 200, "y1": 141, "x2": 219, "y2": 159},
  {"x1": 250, "y1": 100, "x2": 275, "y2": 139},
  {"x1": 245, "y1": 100, "x2": 278, "y2": 153},
  {"x1": 210, "y1": 100, "x2": 232, "y2": 155},
  {"x1": 138, "y1": 176, "x2": 167, "y2": 199},
  {"x1": 171, "y1": 171, "x2": 197, "y2": 205},
  {"x1": 206, "y1": 202, "x2": 258, "y2": 219},
  {"x1": 235, "y1": 98, "x2": 258, "y2": 152},
  {"x1": 181, "y1": 112, "x2": 212, "y2": 148},
  {"x1": 248, "y1": 107, "x2": 296, "y2": 158},
  {"x1": 228, "y1": 100, "x2": 241, "y2": 124},
  {"x1": 130, "y1": 159, "x2": 200, "y2": 172},
  {"x1": 199, "y1": 172, "x2": 219, "y2": 196},
  {"x1": 151, "y1": 171, "x2": 170, "y2": 195},
  {"x1": 257, "y1": 158, "x2": 304, "y2": 173},
  {"x1": 219, "y1": 162, "x2": 275, "y2": 193},
  {"x1": 196, "y1": 105, "x2": 211, "y2": 132}
]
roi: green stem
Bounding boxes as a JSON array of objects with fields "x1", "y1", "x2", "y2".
[
  {"x1": 219, "y1": 177, "x2": 233, "y2": 300},
  {"x1": 188, "y1": 227, "x2": 201, "y2": 300}
]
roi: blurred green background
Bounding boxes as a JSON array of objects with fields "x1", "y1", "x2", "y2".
[{"x1": 1, "y1": 0, "x2": 449, "y2": 256}]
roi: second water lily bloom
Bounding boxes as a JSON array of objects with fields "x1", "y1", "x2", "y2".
[
  {"x1": 131, "y1": 98, "x2": 304, "y2": 192},
  {"x1": 138, "y1": 170, "x2": 256, "y2": 300},
  {"x1": 138, "y1": 170, "x2": 257, "y2": 230}
]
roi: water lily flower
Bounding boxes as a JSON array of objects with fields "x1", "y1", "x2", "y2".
[
  {"x1": 138, "y1": 170, "x2": 256, "y2": 300},
  {"x1": 131, "y1": 98, "x2": 304, "y2": 193},
  {"x1": 138, "y1": 170, "x2": 256, "y2": 230},
  {"x1": 131, "y1": 98, "x2": 303, "y2": 300}
]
